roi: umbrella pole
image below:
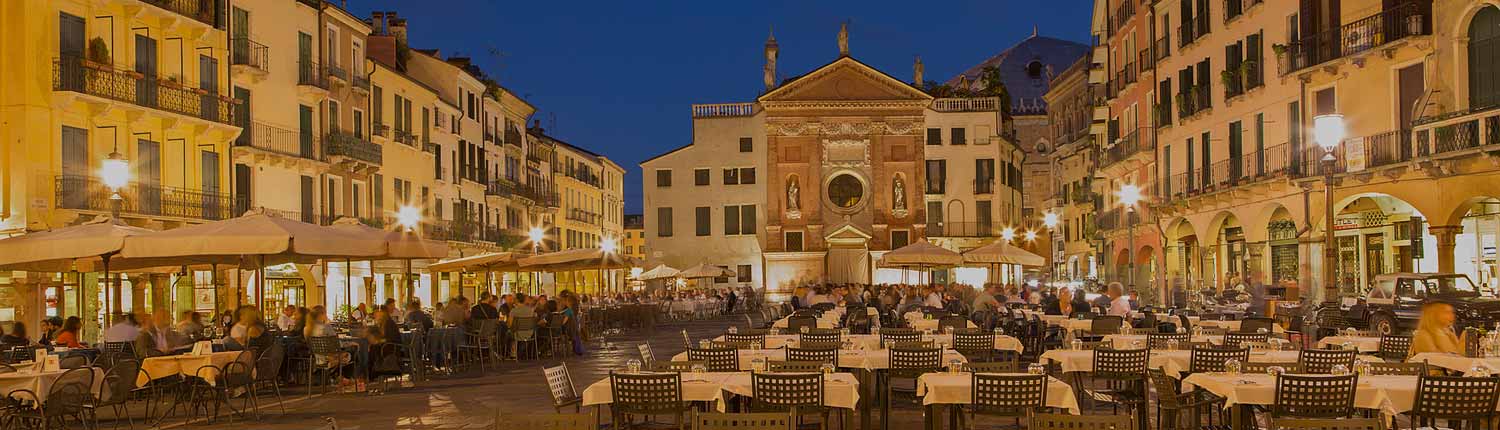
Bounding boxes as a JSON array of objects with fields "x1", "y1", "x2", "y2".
[
  {"x1": 405, "y1": 259, "x2": 413, "y2": 304},
  {"x1": 102, "y1": 254, "x2": 110, "y2": 338},
  {"x1": 258, "y1": 255, "x2": 267, "y2": 309},
  {"x1": 211, "y1": 264, "x2": 219, "y2": 317},
  {"x1": 345, "y1": 258, "x2": 352, "y2": 311}
]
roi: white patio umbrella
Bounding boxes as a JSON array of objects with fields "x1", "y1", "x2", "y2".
[
  {"x1": 121, "y1": 208, "x2": 388, "y2": 306},
  {"x1": 877, "y1": 240, "x2": 962, "y2": 286},
  {"x1": 519, "y1": 248, "x2": 637, "y2": 294},
  {"x1": 329, "y1": 217, "x2": 448, "y2": 308},
  {"x1": 428, "y1": 252, "x2": 522, "y2": 297},
  {"x1": 0, "y1": 217, "x2": 151, "y2": 326},
  {"x1": 962, "y1": 240, "x2": 1046, "y2": 284},
  {"x1": 678, "y1": 263, "x2": 735, "y2": 289},
  {"x1": 634, "y1": 264, "x2": 680, "y2": 281}
]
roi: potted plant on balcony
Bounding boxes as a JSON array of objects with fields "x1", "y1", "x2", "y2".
[
  {"x1": 1407, "y1": 14, "x2": 1424, "y2": 35},
  {"x1": 1239, "y1": 60, "x2": 1257, "y2": 88},
  {"x1": 1174, "y1": 92, "x2": 1189, "y2": 112},
  {"x1": 161, "y1": 75, "x2": 184, "y2": 89},
  {"x1": 85, "y1": 37, "x2": 111, "y2": 70},
  {"x1": 1272, "y1": 44, "x2": 1291, "y2": 72}
]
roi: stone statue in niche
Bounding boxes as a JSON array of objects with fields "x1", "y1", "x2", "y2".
[
  {"x1": 892, "y1": 176, "x2": 908, "y2": 218},
  {"x1": 785, "y1": 176, "x2": 802, "y2": 219}
]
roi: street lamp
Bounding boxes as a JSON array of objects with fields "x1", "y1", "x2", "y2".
[
  {"x1": 601, "y1": 237, "x2": 618, "y2": 254},
  {"x1": 1042, "y1": 211, "x2": 1059, "y2": 229},
  {"x1": 1001, "y1": 226, "x2": 1016, "y2": 242},
  {"x1": 99, "y1": 150, "x2": 130, "y2": 218},
  {"x1": 1314, "y1": 114, "x2": 1345, "y2": 300},
  {"x1": 1117, "y1": 183, "x2": 1143, "y2": 291},
  {"x1": 1024, "y1": 230, "x2": 1037, "y2": 242},
  {"x1": 528, "y1": 226, "x2": 545, "y2": 253},
  {"x1": 395, "y1": 205, "x2": 421, "y2": 232},
  {"x1": 1042, "y1": 211, "x2": 1060, "y2": 279}
]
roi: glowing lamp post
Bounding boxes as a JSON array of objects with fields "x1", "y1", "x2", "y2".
[
  {"x1": 1042, "y1": 211, "x2": 1060, "y2": 279},
  {"x1": 1024, "y1": 230, "x2": 1037, "y2": 242},
  {"x1": 1001, "y1": 227, "x2": 1016, "y2": 242},
  {"x1": 1117, "y1": 183, "x2": 1143, "y2": 290},
  {"x1": 601, "y1": 237, "x2": 618, "y2": 254},
  {"x1": 1314, "y1": 114, "x2": 1345, "y2": 300},
  {"x1": 99, "y1": 151, "x2": 130, "y2": 218},
  {"x1": 395, "y1": 205, "x2": 421, "y2": 232}
]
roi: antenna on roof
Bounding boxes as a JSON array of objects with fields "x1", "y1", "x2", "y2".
[{"x1": 1032, "y1": 25, "x2": 1038, "y2": 38}]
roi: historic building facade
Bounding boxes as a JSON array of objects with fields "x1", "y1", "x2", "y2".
[
  {"x1": 1042, "y1": 56, "x2": 1103, "y2": 282},
  {"x1": 642, "y1": 30, "x2": 1024, "y2": 298}
]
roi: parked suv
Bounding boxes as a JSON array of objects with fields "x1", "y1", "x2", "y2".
[{"x1": 1311, "y1": 272, "x2": 1499, "y2": 336}]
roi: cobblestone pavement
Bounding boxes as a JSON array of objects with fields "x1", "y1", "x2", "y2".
[{"x1": 146, "y1": 313, "x2": 934, "y2": 430}]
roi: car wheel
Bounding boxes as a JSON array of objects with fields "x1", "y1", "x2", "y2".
[{"x1": 1370, "y1": 313, "x2": 1397, "y2": 336}]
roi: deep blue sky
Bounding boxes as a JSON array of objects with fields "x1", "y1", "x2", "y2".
[{"x1": 344, "y1": 0, "x2": 1093, "y2": 213}]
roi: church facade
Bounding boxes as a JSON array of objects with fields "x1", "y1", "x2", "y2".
[{"x1": 641, "y1": 28, "x2": 1024, "y2": 300}]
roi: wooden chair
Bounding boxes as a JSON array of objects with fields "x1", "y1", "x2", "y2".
[
  {"x1": 690, "y1": 411, "x2": 794, "y2": 430},
  {"x1": 1268, "y1": 418, "x2": 1384, "y2": 430},
  {"x1": 1028, "y1": 413, "x2": 1133, "y2": 430},
  {"x1": 495, "y1": 411, "x2": 597, "y2": 430},
  {"x1": 1272, "y1": 374, "x2": 1359, "y2": 418},
  {"x1": 1409, "y1": 375, "x2": 1500, "y2": 429},
  {"x1": 610, "y1": 371, "x2": 688, "y2": 430}
]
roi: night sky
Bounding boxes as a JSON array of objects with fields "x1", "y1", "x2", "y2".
[{"x1": 341, "y1": 0, "x2": 1094, "y2": 213}]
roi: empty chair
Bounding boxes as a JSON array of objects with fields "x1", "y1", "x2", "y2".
[
  {"x1": 610, "y1": 371, "x2": 688, "y2": 429},
  {"x1": 1189, "y1": 346, "x2": 1250, "y2": 374},
  {"x1": 785, "y1": 347, "x2": 837, "y2": 366},
  {"x1": 952, "y1": 329, "x2": 996, "y2": 361},
  {"x1": 543, "y1": 363, "x2": 582, "y2": 413},
  {"x1": 495, "y1": 412, "x2": 597, "y2": 430},
  {"x1": 1148, "y1": 368, "x2": 1226, "y2": 430},
  {"x1": 1147, "y1": 332, "x2": 1190, "y2": 349},
  {"x1": 1376, "y1": 335, "x2": 1411, "y2": 361},
  {"x1": 963, "y1": 360, "x2": 1019, "y2": 373},
  {"x1": 798, "y1": 329, "x2": 840, "y2": 345},
  {"x1": 1272, "y1": 374, "x2": 1359, "y2": 419},
  {"x1": 878, "y1": 328, "x2": 921, "y2": 344},
  {"x1": 786, "y1": 316, "x2": 818, "y2": 333},
  {"x1": 1239, "y1": 317, "x2": 1276, "y2": 333},
  {"x1": 689, "y1": 411, "x2": 794, "y2": 430},
  {"x1": 1089, "y1": 315, "x2": 1124, "y2": 336},
  {"x1": 938, "y1": 316, "x2": 968, "y2": 333},
  {"x1": 1409, "y1": 375, "x2": 1500, "y2": 429},
  {"x1": 749, "y1": 372, "x2": 829, "y2": 427},
  {"x1": 725, "y1": 332, "x2": 767, "y2": 345},
  {"x1": 1028, "y1": 413, "x2": 1132, "y2": 430},
  {"x1": 1365, "y1": 361, "x2": 1425, "y2": 376},
  {"x1": 1222, "y1": 332, "x2": 1269, "y2": 348},
  {"x1": 1298, "y1": 349, "x2": 1357, "y2": 374},
  {"x1": 883, "y1": 347, "x2": 941, "y2": 428},
  {"x1": 638, "y1": 343, "x2": 657, "y2": 370},
  {"x1": 964, "y1": 373, "x2": 1048, "y2": 428},
  {"x1": 1268, "y1": 418, "x2": 1385, "y2": 430},
  {"x1": 766, "y1": 361, "x2": 822, "y2": 372},
  {"x1": 657, "y1": 360, "x2": 705, "y2": 372},
  {"x1": 687, "y1": 346, "x2": 740, "y2": 372}
]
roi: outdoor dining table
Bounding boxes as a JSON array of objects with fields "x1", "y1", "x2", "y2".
[
  {"x1": 902, "y1": 316, "x2": 979, "y2": 332},
  {"x1": 915, "y1": 372, "x2": 1081, "y2": 430},
  {"x1": 1101, "y1": 334, "x2": 1223, "y2": 349},
  {"x1": 580, "y1": 370, "x2": 862, "y2": 428},
  {"x1": 1317, "y1": 335, "x2": 1382, "y2": 353},
  {"x1": 1409, "y1": 352, "x2": 1500, "y2": 375},
  {"x1": 1196, "y1": 319, "x2": 1286, "y2": 333},
  {"x1": 713, "y1": 334, "x2": 1024, "y2": 353},
  {"x1": 1038, "y1": 348, "x2": 1377, "y2": 378},
  {"x1": 136, "y1": 350, "x2": 250, "y2": 387},
  {"x1": 1181, "y1": 372, "x2": 1475, "y2": 429},
  {"x1": 0, "y1": 367, "x2": 105, "y2": 405},
  {"x1": 670, "y1": 348, "x2": 968, "y2": 371},
  {"x1": 771, "y1": 314, "x2": 842, "y2": 329}
]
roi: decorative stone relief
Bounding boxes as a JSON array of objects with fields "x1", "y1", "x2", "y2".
[{"x1": 822, "y1": 139, "x2": 869, "y2": 168}]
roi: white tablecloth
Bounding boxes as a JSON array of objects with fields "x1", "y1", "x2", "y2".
[
  {"x1": 1182, "y1": 372, "x2": 1468, "y2": 417},
  {"x1": 1039, "y1": 349, "x2": 1309, "y2": 377},
  {"x1": 1102, "y1": 334, "x2": 1223, "y2": 349},
  {"x1": 1409, "y1": 352, "x2": 1500, "y2": 375},
  {"x1": 1317, "y1": 336, "x2": 1381, "y2": 352},
  {"x1": 580, "y1": 371, "x2": 861, "y2": 411},
  {"x1": 671, "y1": 348, "x2": 968, "y2": 370},
  {"x1": 772, "y1": 314, "x2": 842, "y2": 329},
  {"x1": 0, "y1": 368, "x2": 105, "y2": 404},
  {"x1": 138, "y1": 351, "x2": 250, "y2": 387},
  {"x1": 1196, "y1": 319, "x2": 1286, "y2": 333},
  {"x1": 714, "y1": 334, "x2": 1024, "y2": 353},
  {"x1": 915, "y1": 372, "x2": 1080, "y2": 413}
]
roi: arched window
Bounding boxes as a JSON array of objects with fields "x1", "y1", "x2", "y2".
[
  {"x1": 1026, "y1": 61, "x2": 1044, "y2": 79},
  {"x1": 1471, "y1": 6, "x2": 1500, "y2": 109}
]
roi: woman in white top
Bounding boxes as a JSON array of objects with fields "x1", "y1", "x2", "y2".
[{"x1": 1106, "y1": 282, "x2": 1132, "y2": 317}]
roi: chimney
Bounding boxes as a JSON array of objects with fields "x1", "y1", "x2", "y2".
[
  {"x1": 369, "y1": 11, "x2": 385, "y2": 34},
  {"x1": 913, "y1": 56, "x2": 924, "y2": 86},
  {"x1": 531, "y1": 119, "x2": 544, "y2": 134},
  {"x1": 386, "y1": 12, "x2": 407, "y2": 41}
]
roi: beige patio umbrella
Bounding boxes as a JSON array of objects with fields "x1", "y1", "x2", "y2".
[
  {"x1": 121, "y1": 208, "x2": 388, "y2": 306},
  {"x1": 428, "y1": 251, "x2": 521, "y2": 297},
  {"x1": 519, "y1": 248, "x2": 636, "y2": 294},
  {"x1": 0, "y1": 217, "x2": 152, "y2": 325},
  {"x1": 329, "y1": 217, "x2": 449, "y2": 308},
  {"x1": 634, "y1": 264, "x2": 680, "y2": 281},
  {"x1": 678, "y1": 263, "x2": 736, "y2": 289},
  {"x1": 962, "y1": 240, "x2": 1046, "y2": 284},
  {"x1": 878, "y1": 240, "x2": 962, "y2": 286}
]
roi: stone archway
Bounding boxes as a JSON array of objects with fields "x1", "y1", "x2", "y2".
[
  {"x1": 1441, "y1": 196, "x2": 1500, "y2": 289},
  {"x1": 1164, "y1": 217, "x2": 1203, "y2": 292}
]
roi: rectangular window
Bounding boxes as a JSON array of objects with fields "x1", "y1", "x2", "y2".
[
  {"x1": 722, "y1": 168, "x2": 739, "y2": 185},
  {"x1": 714, "y1": 266, "x2": 731, "y2": 284},
  {"x1": 926, "y1": 128, "x2": 942, "y2": 145},
  {"x1": 739, "y1": 168, "x2": 756, "y2": 184},
  {"x1": 656, "y1": 169, "x2": 672, "y2": 187},
  {"x1": 740, "y1": 205, "x2": 756, "y2": 235},
  {"x1": 694, "y1": 168, "x2": 710, "y2": 186},
  {"x1": 890, "y1": 230, "x2": 910, "y2": 250},
  {"x1": 723, "y1": 205, "x2": 740, "y2": 235},
  {"x1": 694, "y1": 206, "x2": 711, "y2": 236},
  {"x1": 951, "y1": 127, "x2": 966, "y2": 145},
  {"x1": 926, "y1": 201, "x2": 943, "y2": 227},
  {"x1": 784, "y1": 231, "x2": 804, "y2": 252},
  {"x1": 739, "y1": 137, "x2": 752, "y2": 153},
  {"x1": 925, "y1": 160, "x2": 947, "y2": 194},
  {"x1": 353, "y1": 109, "x2": 364, "y2": 138},
  {"x1": 737, "y1": 265, "x2": 752, "y2": 283}
]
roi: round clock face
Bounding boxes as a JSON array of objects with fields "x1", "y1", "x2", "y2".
[{"x1": 827, "y1": 174, "x2": 863, "y2": 209}]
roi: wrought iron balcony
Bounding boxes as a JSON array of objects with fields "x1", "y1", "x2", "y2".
[
  {"x1": 140, "y1": 0, "x2": 218, "y2": 26},
  {"x1": 1154, "y1": 35, "x2": 1170, "y2": 62},
  {"x1": 486, "y1": 180, "x2": 514, "y2": 197},
  {"x1": 298, "y1": 61, "x2": 328, "y2": 89},
  {"x1": 1166, "y1": 144, "x2": 1293, "y2": 198},
  {"x1": 1282, "y1": 3, "x2": 1429, "y2": 75},
  {"x1": 230, "y1": 38, "x2": 269, "y2": 74},
  {"x1": 55, "y1": 175, "x2": 239, "y2": 221},
  {"x1": 352, "y1": 74, "x2": 370, "y2": 91},
  {"x1": 1099, "y1": 127, "x2": 1155, "y2": 168},
  {"x1": 328, "y1": 64, "x2": 348, "y2": 82},
  {"x1": 237, "y1": 121, "x2": 317, "y2": 159},
  {"x1": 1414, "y1": 106, "x2": 1500, "y2": 158},
  {"x1": 324, "y1": 131, "x2": 382, "y2": 165},
  {"x1": 567, "y1": 208, "x2": 602, "y2": 225},
  {"x1": 928, "y1": 221, "x2": 1001, "y2": 238},
  {"x1": 53, "y1": 56, "x2": 237, "y2": 125}
]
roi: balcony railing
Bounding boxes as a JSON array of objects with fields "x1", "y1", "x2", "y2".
[
  {"x1": 929, "y1": 221, "x2": 1000, "y2": 238},
  {"x1": 932, "y1": 97, "x2": 1002, "y2": 112},
  {"x1": 1283, "y1": 3, "x2": 1429, "y2": 75},
  {"x1": 1177, "y1": 86, "x2": 1211, "y2": 118},
  {"x1": 1167, "y1": 144, "x2": 1292, "y2": 199},
  {"x1": 691, "y1": 103, "x2": 757, "y2": 118},
  {"x1": 505, "y1": 127, "x2": 523, "y2": 147},
  {"x1": 298, "y1": 61, "x2": 328, "y2": 89},
  {"x1": 1138, "y1": 50, "x2": 1154, "y2": 72},
  {"x1": 568, "y1": 208, "x2": 602, "y2": 225},
  {"x1": 486, "y1": 180, "x2": 514, "y2": 198},
  {"x1": 324, "y1": 131, "x2": 382, "y2": 164},
  {"x1": 1097, "y1": 208, "x2": 1137, "y2": 231},
  {"x1": 53, "y1": 57, "x2": 237, "y2": 125},
  {"x1": 517, "y1": 186, "x2": 559, "y2": 207},
  {"x1": 1154, "y1": 36, "x2": 1170, "y2": 62},
  {"x1": 230, "y1": 38, "x2": 268, "y2": 73},
  {"x1": 238, "y1": 121, "x2": 316, "y2": 159},
  {"x1": 56, "y1": 175, "x2": 238, "y2": 221},
  {"x1": 328, "y1": 64, "x2": 348, "y2": 82},
  {"x1": 1153, "y1": 102, "x2": 1172, "y2": 128},
  {"x1": 1122, "y1": 62, "x2": 1138, "y2": 85},
  {"x1": 372, "y1": 123, "x2": 391, "y2": 138},
  {"x1": 394, "y1": 129, "x2": 417, "y2": 146},
  {"x1": 1292, "y1": 129, "x2": 1417, "y2": 178},
  {"x1": 141, "y1": 0, "x2": 218, "y2": 26},
  {"x1": 1100, "y1": 127, "x2": 1155, "y2": 168},
  {"x1": 1414, "y1": 106, "x2": 1500, "y2": 158},
  {"x1": 1224, "y1": 69, "x2": 1244, "y2": 99},
  {"x1": 351, "y1": 74, "x2": 370, "y2": 91}
]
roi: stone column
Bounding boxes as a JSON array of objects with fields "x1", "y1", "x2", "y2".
[{"x1": 1430, "y1": 225, "x2": 1463, "y2": 274}]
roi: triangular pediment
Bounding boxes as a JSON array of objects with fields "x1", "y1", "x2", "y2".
[
  {"x1": 759, "y1": 57, "x2": 933, "y2": 103},
  {"x1": 824, "y1": 222, "x2": 873, "y2": 241}
]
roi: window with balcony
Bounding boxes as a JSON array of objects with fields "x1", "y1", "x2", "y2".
[{"x1": 1471, "y1": 6, "x2": 1500, "y2": 109}]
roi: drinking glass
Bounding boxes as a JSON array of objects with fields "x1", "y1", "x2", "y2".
[
  {"x1": 948, "y1": 359, "x2": 963, "y2": 375},
  {"x1": 1225, "y1": 358, "x2": 1243, "y2": 374},
  {"x1": 1330, "y1": 364, "x2": 1351, "y2": 376},
  {"x1": 1027, "y1": 363, "x2": 1046, "y2": 375},
  {"x1": 626, "y1": 359, "x2": 642, "y2": 373}
]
